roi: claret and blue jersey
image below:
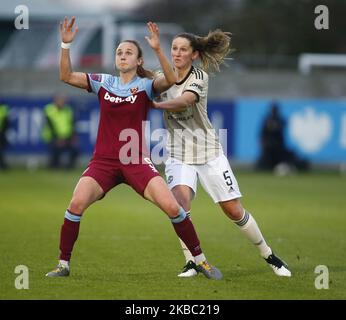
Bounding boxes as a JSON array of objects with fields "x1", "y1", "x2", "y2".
[{"x1": 86, "y1": 73, "x2": 157, "y2": 160}]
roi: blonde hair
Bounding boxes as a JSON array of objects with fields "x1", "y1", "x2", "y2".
[
  {"x1": 175, "y1": 30, "x2": 232, "y2": 73},
  {"x1": 121, "y1": 40, "x2": 154, "y2": 79}
]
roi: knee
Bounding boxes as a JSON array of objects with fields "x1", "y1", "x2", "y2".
[
  {"x1": 221, "y1": 202, "x2": 244, "y2": 221},
  {"x1": 172, "y1": 186, "x2": 193, "y2": 212},
  {"x1": 229, "y1": 207, "x2": 244, "y2": 221},
  {"x1": 176, "y1": 197, "x2": 191, "y2": 212},
  {"x1": 163, "y1": 201, "x2": 181, "y2": 218},
  {"x1": 68, "y1": 196, "x2": 87, "y2": 215},
  {"x1": 172, "y1": 191, "x2": 191, "y2": 212}
]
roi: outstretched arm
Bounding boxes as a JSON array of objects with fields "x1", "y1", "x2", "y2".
[
  {"x1": 59, "y1": 16, "x2": 88, "y2": 89},
  {"x1": 145, "y1": 22, "x2": 176, "y2": 94},
  {"x1": 152, "y1": 91, "x2": 197, "y2": 111}
]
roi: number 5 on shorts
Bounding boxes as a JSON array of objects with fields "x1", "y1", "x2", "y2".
[{"x1": 223, "y1": 170, "x2": 233, "y2": 186}]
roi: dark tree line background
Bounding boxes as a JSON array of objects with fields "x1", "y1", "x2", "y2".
[{"x1": 134, "y1": 0, "x2": 345, "y2": 67}]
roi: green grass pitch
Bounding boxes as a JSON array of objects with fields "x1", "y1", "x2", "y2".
[{"x1": 0, "y1": 168, "x2": 345, "y2": 300}]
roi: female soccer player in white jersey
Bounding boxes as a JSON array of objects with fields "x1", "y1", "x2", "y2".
[
  {"x1": 153, "y1": 31, "x2": 291, "y2": 277},
  {"x1": 45, "y1": 17, "x2": 222, "y2": 280}
]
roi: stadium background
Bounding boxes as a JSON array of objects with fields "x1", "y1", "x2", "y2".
[{"x1": 0, "y1": 0, "x2": 345, "y2": 301}]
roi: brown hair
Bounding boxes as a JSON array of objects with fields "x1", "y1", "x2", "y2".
[
  {"x1": 174, "y1": 30, "x2": 232, "y2": 73},
  {"x1": 121, "y1": 40, "x2": 154, "y2": 79}
]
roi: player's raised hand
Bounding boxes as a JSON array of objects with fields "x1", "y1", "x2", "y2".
[
  {"x1": 60, "y1": 16, "x2": 78, "y2": 43},
  {"x1": 145, "y1": 22, "x2": 161, "y2": 52}
]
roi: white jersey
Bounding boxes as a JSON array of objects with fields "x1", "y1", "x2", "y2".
[{"x1": 162, "y1": 66, "x2": 222, "y2": 164}]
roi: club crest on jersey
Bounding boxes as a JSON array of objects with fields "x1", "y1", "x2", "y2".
[
  {"x1": 104, "y1": 91, "x2": 138, "y2": 104},
  {"x1": 130, "y1": 87, "x2": 139, "y2": 95}
]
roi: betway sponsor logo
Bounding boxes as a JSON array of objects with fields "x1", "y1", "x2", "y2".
[{"x1": 104, "y1": 91, "x2": 137, "y2": 104}]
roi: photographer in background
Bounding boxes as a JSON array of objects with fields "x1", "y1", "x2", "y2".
[{"x1": 256, "y1": 101, "x2": 309, "y2": 174}]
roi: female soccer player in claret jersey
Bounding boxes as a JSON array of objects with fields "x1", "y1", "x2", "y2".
[
  {"x1": 153, "y1": 31, "x2": 291, "y2": 278},
  {"x1": 46, "y1": 17, "x2": 222, "y2": 280}
]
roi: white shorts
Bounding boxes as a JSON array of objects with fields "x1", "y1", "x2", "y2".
[{"x1": 165, "y1": 154, "x2": 242, "y2": 203}]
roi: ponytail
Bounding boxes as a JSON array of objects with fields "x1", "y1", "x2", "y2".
[
  {"x1": 175, "y1": 30, "x2": 232, "y2": 73},
  {"x1": 137, "y1": 64, "x2": 154, "y2": 79}
]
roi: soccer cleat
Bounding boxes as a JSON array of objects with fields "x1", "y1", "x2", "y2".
[
  {"x1": 265, "y1": 253, "x2": 291, "y2": 277},
  {"x1": 196, "y1": 260, "x2": 223, "y2": 280},
  {"x1": 45, "y1": 263, "x2": 70, "y2": 277},
  {"x1": 178, "y1": 260, "x2": 198, "y2": 277}
]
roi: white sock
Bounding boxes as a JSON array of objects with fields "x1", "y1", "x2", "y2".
[
  {"x1": 59, "y1": 260, "x2": 70, "y2": 268},
  {"x1": 235, "y1": 210, "x2": 272, "y2": 259},
  {"x1": 179, "y1": 238, "x2": 195, "y2": 263},
  {"x1": 194, "y1": 253, "x2": 206, "y2": 265}
]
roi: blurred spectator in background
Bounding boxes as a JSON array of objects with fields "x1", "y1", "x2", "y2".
[
  {"x1": 0, "y1": 101, "x2": 9, "y2": 170},
  {"x1": 42, "y1": 95, "x2": 78, "y2": 169},
  {"x1": 256, "y1": 101, "x2": 309, "y2": 174}
]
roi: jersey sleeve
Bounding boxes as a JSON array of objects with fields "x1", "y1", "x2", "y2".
[
  {"x1": 143, "y1": 78, "x2": 159, "y2": 101},
  {"x1": 86, "y1": 73, "x2": 112, "y2": 94},
  {"x1": 183, "y1": 70, "x2": 208, "y2": 102}
]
